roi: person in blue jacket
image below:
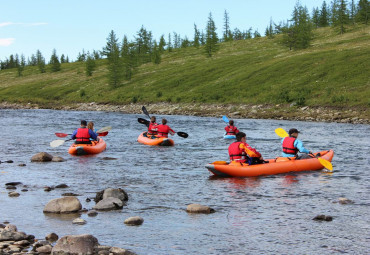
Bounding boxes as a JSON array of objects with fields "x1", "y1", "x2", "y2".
[
  {"x1": 281, "y1": 128, "x2": 312, "y2": 159},
  {"x1": 71, "y1": 120, "x2": 98, "y2": 144}
]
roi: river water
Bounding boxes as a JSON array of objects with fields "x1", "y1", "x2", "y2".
[{"x1": 0, "y1": 109, "x2": 369, "y2": 254}]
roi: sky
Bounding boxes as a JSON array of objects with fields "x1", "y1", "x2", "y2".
[{"x1": 0, "y1": 0, "x2": 325, "y2": 62}]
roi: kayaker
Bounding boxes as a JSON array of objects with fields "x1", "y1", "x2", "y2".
[
  {"x1": 225, "y1": 120, "x2": 239, "y2": 136},
  {"x1": 228, "y1": 132, "x2": 265, "y2": 165},
  {"x1": 156, "y1": 118, "x2": 175, "y2": 138},
  {"x1": 147, "y1": 116, "x2": 158, "y2": 136},
  {"x1": 87, "y1": 121, "x2": 99, "y2": 142},
  {"x1": 71, "y1": 120, "x2": 98, "y2": 144},
  {"x1": 282, "y1": 128, "x2": 312, "y2": 159}
]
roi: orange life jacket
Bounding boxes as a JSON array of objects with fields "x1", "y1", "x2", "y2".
[
  {"x1": 282, "y1": 137, "x2": 298, "y2": 155},
  {"x1": 76, "y1": 128, "x2": 91, "y2": 142}
]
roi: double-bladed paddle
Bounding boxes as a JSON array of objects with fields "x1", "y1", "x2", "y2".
[
  {"x1": 51, "y1": 126, "x2": 112, "y2": 148},
  {"x1": 222, "y1": 115, "x2": 229, "y2": 124},
  {"x1": 274, "y1": 128, "x2": 333, "y2": 171},
  {"x1": 55, "y1": 131, "x2": 109, "y2": 138}
]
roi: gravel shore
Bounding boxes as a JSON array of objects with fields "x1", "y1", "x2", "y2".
[{"x1": 1, "y1": 102, "x2": 368, "y2": 124}]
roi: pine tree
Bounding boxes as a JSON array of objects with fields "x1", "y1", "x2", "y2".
[
  {"x1": 332, "y1": 0, "x2": 349, "y2": 34},
  {"x1": 204, "y1": 12, "x2": 219, "y2": 57},
  {"x1": 223, "y1": 10, "x2": 232, "y2": 42},
  {"x1": 60, "y1": 54, "x2": 66, "y2": 63},
  {"x1": 121, "y1": 35, "x2": 136, "y2": 80},
  {"x1": 50, "y1": 49, "x2": 61, "y2": 72},
  {"x1": 36, "y1": 50, "x2": 45, "y2": 73},
  {"x1": 167, "y1": 33, "x2": 172, "y2": 52},
  {"x1": 312, "y1": 7, "x2": 320, "y2": 28},
  {"x1": 102, "y1": 30, "x2": 123, "y2": 88},
  {"x1": 135, "y1": 26, "x2": 153, "y2": 64},
  {"x1": 158, "y1": 35, "x2": 166, "y2": 53},
  {"x1": 85, "y1": 53, "x2": 96, "y2": 76},
  {"x1": 151, "y1": 41, "x2": 161, "y2": 64},
  {"x1": 266, "y1": 17, "x2": 275, "y2": 38},
  {"x1": 356, "y1": 0, "x2": 369, "y2": 24},
  {"x1": 193, "y1": 24, "x2": 200, "y2": 48},
  {"x1": 17, "y1": 54, "x2": 25, "y2": 77},
  {"x1": 319, "y1": 1, "x2": 330, "y2": 26}
]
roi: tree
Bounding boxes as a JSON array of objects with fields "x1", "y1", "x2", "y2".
[
  {"x1": 204, "y1": 12, "x2": 219, "y2": 57},
  {"x1": 158, "y1": 35, "x2": 166, "y2": 53},
  {"x1": 332, "y1": 0, "x2": 349, "y2": 34},
  {"x1": 254, "y1": 30, "x2": 261, "y2": 38},
  {"x1": 356, "y1": 0, "x2": 369, "y2": 24},
  {"x1": 102, "y1": 30, "x2": 123, "y2": 88},
  {"x1": 36, "y1": 50, "x2": 46, "y2": 73},
  {"x1": 151, "y1": 41, "x2": 161, "y2": 64},
  {"x1": 223, "y1": 10, "x2": 233, "y2": 42},
  {"x1": 181, "y1": 36, "x2": 190, "y2": 48},
  {"x1": 49, "y1": 49, "x2": 61, "y2": 72},
  {"x1": 60, "y1": 54, "x2": 66, "y2": 63},
  {"x1": 135, "y1": 26, "x2": 153, "y2": 64},
  {"x1": 167, "y1": 33, "x2": 172, "y2": 52},
  {"x1": 85, "y1": 53, "x2": 96, "y2": 76},
  {"x1": 265, "y1": 17, "x2": 275, "y2": 38},
  {"x1": 17, "y1": 54, "x2": 25, "y2": 77},
  {"x1": 312, "y1": 7, "x2": 320, "y2": 28},
  {"x1": 193, "y1": 24, "x2": 200, "y2": 48},
  {"x1": 319, "y1": 1, "x2": 330, "y2": 27},
  {"x1": 121, "y1": 35, "x2": 136, "y2": 80}
]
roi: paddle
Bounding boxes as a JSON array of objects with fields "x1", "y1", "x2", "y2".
[
  {"x1": 50, "y1": 139, "x2": 72, "y2": 148},
  {"x1": 0, "y1": 160, "x2": 13, "y2": 164},
  {"x1": 222, "y1": 115, "x2": 229, "y2": 124},
  {"x1": 96, "y1": 126, "x2": 112, "y2": 133},
  {"x1": 138, "y1": 118, "x2": 188, "y2": 138},
  {"x1": 142, "y1": 106, "x2": 151, "y2": 119},
  {"x1": 55, "y1": 131, "x2": 109, "y2": 137},
  {"x1": 274, "y1": 128, "x2": 333, "y2": 171}
]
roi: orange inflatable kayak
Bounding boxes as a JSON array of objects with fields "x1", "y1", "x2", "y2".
[
  {"x1": 68, "y1": 138, "x2": 106, "y2": 155},
  {"x1": 137, "y1": 132, "x2": 174, "y2": 146},
  {"x1": 206, "y1": 150, "x2": 334, "y2": 177}
]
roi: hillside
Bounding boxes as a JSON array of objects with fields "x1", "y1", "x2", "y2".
[{"x1": 0, "y1": 25, "x2": 369, "y2": 122}]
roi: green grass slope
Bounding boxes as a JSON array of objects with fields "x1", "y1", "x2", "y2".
[{"x1": 0, "y1": 25, "x2": 369, "y2": 110}]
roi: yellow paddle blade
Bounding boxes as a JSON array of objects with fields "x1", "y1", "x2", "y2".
[
  {"x1": 275, "y1": 128, "x2": 289, "y2": 138},
  {"x1": 318, "y1": 158, "x2": 333, "y2": 171}
]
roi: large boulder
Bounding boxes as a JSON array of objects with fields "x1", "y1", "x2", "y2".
[
  {"x1": 43, "y1": 197, "x2": 82, "y2": 213},
  {"x1": 93, "y1": 197, "x2": 124, "y2": 211},
  {"x1": 31, "y1": 152, "x2": 53, "y2": 162},
  {"x1": 0, "y1": 229, "x2": 28, "y2": 241},
  {"x1": 95, "y1": 188, "x2": 128, "y2": 203},
  {"x1": 51, "y1": 234, "x2": 99, "y2": 254}
]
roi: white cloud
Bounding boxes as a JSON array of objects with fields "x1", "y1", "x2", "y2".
[
  {"x1": 0, "y1": 38, "x2": 15, "y2": 46},
  {"x1": 0, "y1": 22, "x2": 47, "y2": 27}
]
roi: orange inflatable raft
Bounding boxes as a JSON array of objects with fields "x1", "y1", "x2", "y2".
[
  {"x1": 68, "y1": 138, "x2": 106, "y2": 155},
  {"x1": 137, "y1": 132, "x2": 174, "y2": 146},
  {"x1": 206, "y1": 150, "x2": 334, "y2": 177}
]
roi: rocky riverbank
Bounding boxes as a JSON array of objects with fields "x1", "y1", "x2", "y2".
[{"x1": 0, "y1": 102, "x2": 368, "y2": 124}]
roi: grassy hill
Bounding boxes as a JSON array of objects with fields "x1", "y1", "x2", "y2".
[{"x1": 0, "y1": 25, "x2": 369, "y2": 113}]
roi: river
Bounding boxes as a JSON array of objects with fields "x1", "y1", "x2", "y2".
[{"x1": 0, "y1": 109, "x2": 369, "y2": 254}]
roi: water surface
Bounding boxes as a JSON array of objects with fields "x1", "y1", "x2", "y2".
[{"x1": 0, "y1": 109, "x2": 369, "y2": 254}]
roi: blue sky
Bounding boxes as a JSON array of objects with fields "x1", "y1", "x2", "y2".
[{"x1": 0, "y1": 0, "x2": 325, "y2": 61}]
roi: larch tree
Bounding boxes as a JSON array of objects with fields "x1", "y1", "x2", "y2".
[
  {"x1": 204, "y1": 12, "x2": 219, "y2": 57},
  {"x1": 102, "y1": 30, "x2": 123, "y2": 88}
]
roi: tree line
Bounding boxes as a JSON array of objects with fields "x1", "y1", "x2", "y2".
[{"x1": 0, "y1": 0, "x2": 368, "y2": 86}]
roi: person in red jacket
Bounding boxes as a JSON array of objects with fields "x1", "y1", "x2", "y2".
[
  {"x1": 225, "y1": 120, "x2": 239, "y2": 136},
  {"x1": 228, "y1": 132, "x2": 264, "y2": 165},
  {"x1": 156, "y1": 118, "x2": 175, "y2": 138},
  {"x1": 147, "y1": 116, "x2": 158, "y2": 136},
  {"x1": 71, "y1": 120, "x2": 98, "y2": 144}
]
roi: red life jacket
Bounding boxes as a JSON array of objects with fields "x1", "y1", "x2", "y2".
[
  {"x1": 156, "y1": 124, "x2": 174, "y2": 138},
  {"x1": 282, "y1": 137, "x2": 298, "y2": 155},
  {"x1": 228, "y1": 141, "x2": 247, "y2": 162},
  {"x1": 225, "y1": 125, "x2": 238, "y2": 135},
  {"x1": 148, "y1": 122, "x2": 158, "y2": 135},
  {"x1": 76, "y1": 128, "x2": 91, "y2": 142}
]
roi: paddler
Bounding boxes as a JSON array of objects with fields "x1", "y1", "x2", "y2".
[
  {"x1": 225, "y1": 120, "x2": 239, "y2": 136},
  {"x1": 71, "y1": 120, "x2": 98, "y2": 144},
  {"x1": 147, "y1": 116, "x2": 158, "y2": 136},
  {"x1": 156, "y1": 118, "x2": 175, "y2": 138},
  {"x1": 228, "y1": 132, "x2": 265, "y2": 165},
  {"x1": 282, "y1": 128, "x2": 312, "y2": 159}
]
